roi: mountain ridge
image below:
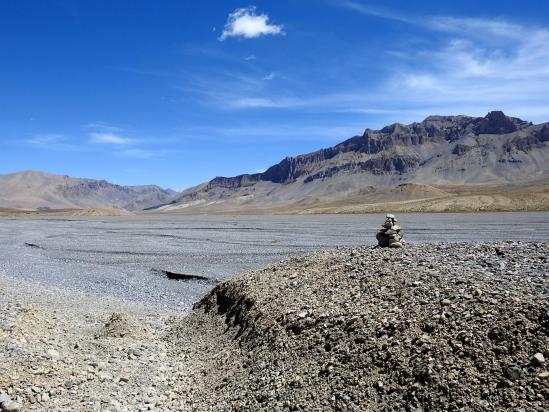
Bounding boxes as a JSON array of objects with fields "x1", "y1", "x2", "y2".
[
  {"x1": 0, "y1": 170, "x2": 173, "y2": 211},
  {"x1": 204, "y1": 111, "x2": 539, "y2": 189},
  {"x1": 157, "y1": 111, "x2": 549, "y2": 213}
]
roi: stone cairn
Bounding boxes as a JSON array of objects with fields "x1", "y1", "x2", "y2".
[{"x1": 376, "y1": 214, "x2": 404, "y2": 248}]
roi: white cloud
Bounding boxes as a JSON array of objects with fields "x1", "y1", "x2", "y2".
[
  {"x1": 117, "y1": 148, "x2": 158, "y2": 158},
  {"x1": 430, "y1": 17, "x2": 524, "y2": 40},
  {"x1": 217, "y1": 10, "x2": 549, "y2": 123},
  {"x1": 219, "y1": 7, "x2": 283, "y2": 41},
  {"x1": 26, "y1": 134, "x2": 67, "y2": 145},
  {"x1": 24, "y1": 134, "x2": 82, "y2": 151},
  {"x1": 244, "y1": 54, "x2": 257, "y2": 61},
  {"x1": 387, "y1": 21, "x2": 549, "y2": 104},
  {"x1": 85, "y1": 121, "x2": 124, "y2": 133},
  {"x1": 180, "y1": 123, "x2": 366, "y2": 143},
  {"x1": 341, "y1": 1, "x2": 416, "y2": 24},
  {"x1": 177, "y1": 3, "x2": 549, "y2": 124},
  {"x1": 232, "y1": 97, "x2": 293, "y2": 108},
  {"x1": 89, "y1": 132, "x2": 133, "y2": 145}
]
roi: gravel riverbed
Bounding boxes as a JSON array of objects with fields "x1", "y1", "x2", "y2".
[{"x1": 0, "y1": 213, "x2": 548, "y2": 310}]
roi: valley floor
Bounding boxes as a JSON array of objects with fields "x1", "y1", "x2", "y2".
[{"x1": 308, "y1": 182, "x2": 549, "y2": 214}]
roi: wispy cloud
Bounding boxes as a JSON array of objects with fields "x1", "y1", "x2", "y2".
[
  {"x1": 85, "y1": 121, "x2": 124, "y2": 133},
  {"x1": 341, "y1": 1, "x2": 416, "y2": 24},
  {"x1": 26, "y1": 133, "x2": 67, "y2": 145},
  {"x1": 86, "y1": 123, "x2": 175, "y2": 158},
  {"x1": 263, "y1": 72, "x2": 276, "y2": 81},
  {"x1": 116, "y1": 148, "x2": 160, "y2": 159},
  {"x1": 378, "y1": 18, "x2": 549, "y2": 121},
  {"x1": 89, "y1": 132, "x2": 134, "y2": 145},
  {"x1": 179, "y1": 123, "x2": 367, "y2": 144},
  {"x1": 219, "y1": 7, "x2": 284, "y2": 41},
  {"x1": 24, "y1": 134, "x2": 82, "y2": 151},
  {"x1": 244, "y1": 54, "x2": 257, "y2": 61},
  {"x1": 23, "y1": 123, "x2": 174, "y2": 159},
  {"x1": 192, "y1": 5, "x2": 549, "y2": 124}
]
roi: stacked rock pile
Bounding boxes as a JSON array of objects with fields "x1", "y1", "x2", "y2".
[{"x1": 376, "y1": 213, "x2": 404, "y2": 248}]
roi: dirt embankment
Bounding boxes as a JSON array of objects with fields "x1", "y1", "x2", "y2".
[{"x1": 169, "y1": 242, "x2": 549, "y2": 411}]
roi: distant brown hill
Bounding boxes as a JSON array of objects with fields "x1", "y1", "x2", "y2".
[
  {"x1": 152, "y1": 111, "x2": 549, "y2": 213},
  {"x1": 0, "y1": 171, "x2": 172, "y2": 211}
]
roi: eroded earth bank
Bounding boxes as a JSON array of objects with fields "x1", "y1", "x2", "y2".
[{"x1": 1, "y1": 242, "x2": 548, "y2": 411}]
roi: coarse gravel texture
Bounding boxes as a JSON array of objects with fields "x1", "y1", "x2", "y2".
[
  {"x1": 1, "y1": 240, "x2": 548, "y2": 411},
  {"x1": 0, "y1": 275, "x2": 179, "y2": 411},
  {"x1": 0, "y1": 213, "x2": 548, "y2": 310},
  {"x1": 169, "y1": 241, "x2": 549, "y2": 411}
]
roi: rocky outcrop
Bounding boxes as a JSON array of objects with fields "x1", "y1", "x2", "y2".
[
  {"x1": 453, "y1": 144, "x2": 475, "y2": 155},
  {"x1": 474, "y1": 110, "x2": 529, "y2": 135}
]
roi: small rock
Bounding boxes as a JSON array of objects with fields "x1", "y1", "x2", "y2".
[
  {"x1": 532, "y1": 352, "x2": 545, "y2": 366},
  {"x1": 0, "y1": 393, "x2": 11, "y2": 404},
  {"x1": 128, "y1": 348, "x2": 142, "y2": 359},
  {"x1": 98, "y1": 372, "x2": 113, "y2": 382},
  {"x1": 504, "y1": 365, "x2": 522, "y2": 381},
  {"x1": 1, "y1": 400, "x2": 22, "y2": 412},
  {"x1": 46, "y1": 348, "x2": 61, "y2": 361},
  {"x1": 441, "y1": 299, "x2": 452, "y2": 306}
]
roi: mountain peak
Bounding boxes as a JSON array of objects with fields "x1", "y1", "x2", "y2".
[{"x1": 475, "y1": 111, "x2": 528, "y2": 135}]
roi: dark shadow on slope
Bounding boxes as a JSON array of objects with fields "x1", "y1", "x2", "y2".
[{"x1": 151, "y1": 268, "x2": 219, "y2": 283}]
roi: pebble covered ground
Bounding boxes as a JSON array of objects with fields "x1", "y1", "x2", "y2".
[
  {"x1": 170, "y1": 242, "x2": 549, "y2": 411},
  {"x1": 1, "y1": 241, "x2": 548, "y2": 411},
  {"x1": 0, "y1": 275, "x2": 178, "y2": 411}
]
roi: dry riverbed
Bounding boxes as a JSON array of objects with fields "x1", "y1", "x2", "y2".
[{"x1": 1, "y1": 241, "x2": 548, "y2": 411}]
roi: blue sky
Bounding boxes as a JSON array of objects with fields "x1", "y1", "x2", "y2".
[{"x1": 2, "y1": 0, "x2": 549, "y2": 189}]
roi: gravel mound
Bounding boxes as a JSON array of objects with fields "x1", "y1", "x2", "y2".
[
  {"x1": 169, "y1": 242, "x2": 549, "y2": 411},
  {"x1": 96, "y1": 312, "x2": 150, "y2": 339}
]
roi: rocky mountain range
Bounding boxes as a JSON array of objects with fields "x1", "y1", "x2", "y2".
[
  {"x1": 2, "y1": 112, "x2": 548, "y2": 213},
  {"x1": 0, "y1": 170, "x2": 173, "y2": 211},
  {"x1": 155, "y1": 111, "x2": 549, "y2": 213}
]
